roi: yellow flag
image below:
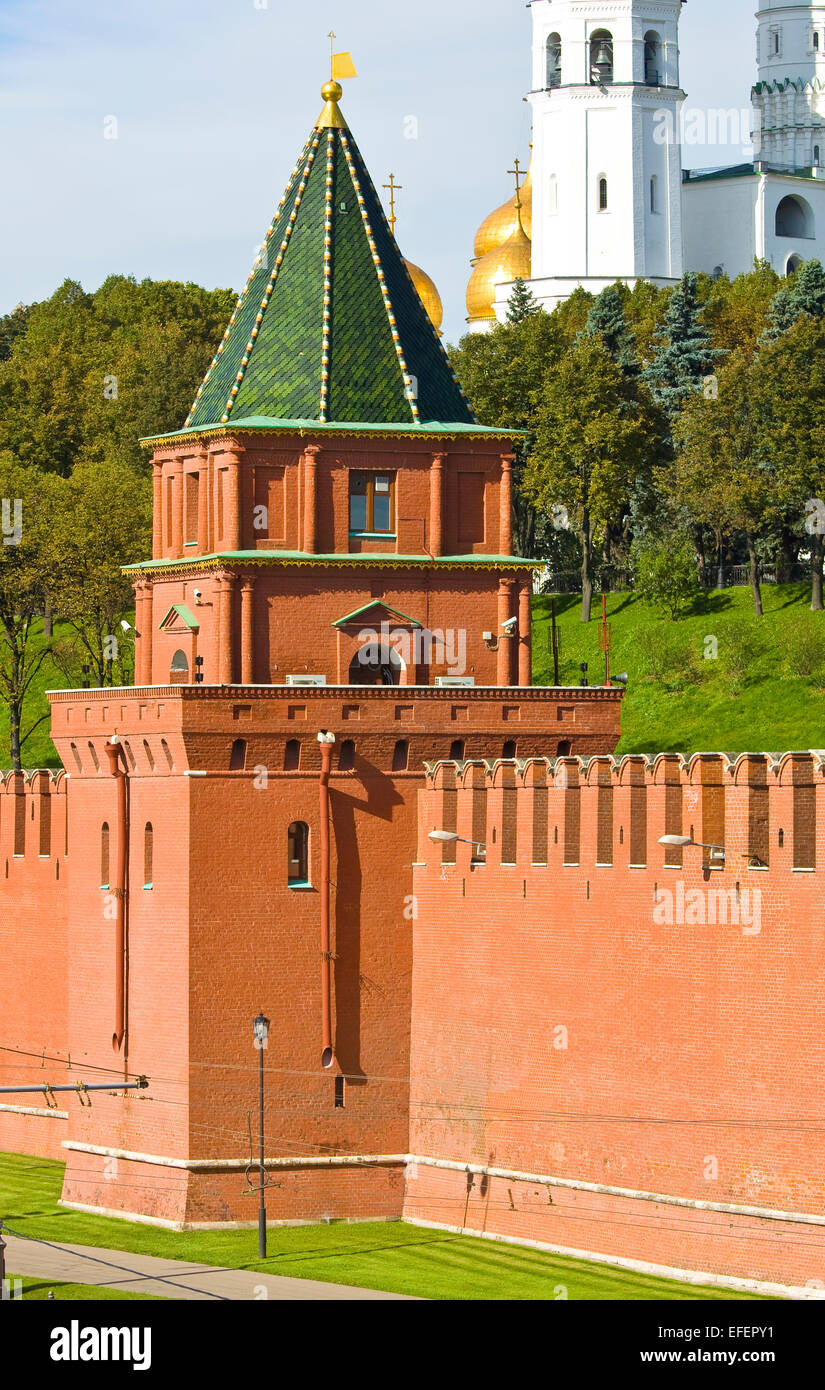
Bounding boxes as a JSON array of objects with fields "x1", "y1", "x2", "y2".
[{"x1": 332, "y1": 51, "x2": 357, "y2": 80}]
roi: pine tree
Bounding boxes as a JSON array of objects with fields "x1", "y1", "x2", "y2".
[
  {"x1": 762, "y1": 258, "x2": 825, "y2": 340},
  {"x1": 581, "y1": 285, "x2": 637, "y2": 371},
  {"x1": 506, "y1": 277, "x2": 540, "y2": 324},
  {"x1": 643, "y1": 271, "x2": 725, "y2": 415}
]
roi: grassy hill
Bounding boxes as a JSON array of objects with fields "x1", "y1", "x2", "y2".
[
  {"x1": 533, "y1": 583, "x2": 825, "y2": 756},
  {"x1": 1, "y1": 585, "x2": 822, "y2": 769}
]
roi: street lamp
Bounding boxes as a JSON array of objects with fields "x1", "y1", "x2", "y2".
[
  {"x1": 659, "y1": 834, "x2": 766, "y2": 868},
  {"x1": 428, "y1": 829, "x2": 486, "y2": 857},
  {"x1": 253, "y1": 1011, "x2": 270, "y2": 1259},
  {"x1": 658, "y1": 834, "x2": 726, "y2": 864}
]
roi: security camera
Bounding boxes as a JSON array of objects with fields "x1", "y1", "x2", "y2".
[
  {"x1": 193, "y1": 589, "x2": 203, "y2": 603},
  {"x1": 501, "y1": 617, "x2": 518, "y2": 635}
]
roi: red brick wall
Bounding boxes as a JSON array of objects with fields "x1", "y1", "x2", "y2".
[
  {"x1": 406, "y1": 753, "x2": 825, "y2": 1288},
  {"x1": 0, "y1": 773, "x2": 68, "y2": 1160}
]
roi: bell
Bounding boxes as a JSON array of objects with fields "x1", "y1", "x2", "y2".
[{"x1": 593, "y1": 41, "x2": 613, "y2": 72}]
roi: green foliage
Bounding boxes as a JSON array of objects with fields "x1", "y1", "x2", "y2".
[
  {"x1": 581, "y1": 284, "x2": 637, "y2": 371},
  {"x1": 506, "y1": 276, "x2": 540, "y2": 323},
  {"x1": 643, "y1": 271, "x2": 726, "y2": 416},
  {"x1": 0, "y1": 275, "x2": 236, "y2": 473},
  {"x1": 763, "y1": 257, "x2": 825, "y2": 340},
  {"x1": 778, "y1": 612, "x2": 825, "y2": 681},
  {"x1": 634, "y1": 623, "x2": 701, "y2": 691},
  {"x1": 631, "y1": 530, "x2": 700, "y2": 618},
  {"x1": 722, "y1": 618, "x2": 765, "y2": 694}
]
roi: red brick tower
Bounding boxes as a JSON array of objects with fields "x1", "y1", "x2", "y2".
[{"x1": 39, "y1": 81, "x2": 623, "y2": 1226}]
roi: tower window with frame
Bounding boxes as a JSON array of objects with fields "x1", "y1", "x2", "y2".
[
  {"x1": 769, "y1": 26, "x2": 781, "y2": 58},
  {"x1": 349, "y1": 471, "x2": 396, "y2": 535},
  {"x1": 598, "y1": 177, "x2": 609, "y2": 212},
  {"x1": 650, "y1": 175, "x2": 658, "y2": 214},
  {"x1": 185, "y1": 471, "x2": 200, "y2": 545},
  {"x1": 288, "y1": 821, "x2": 310, "y2": 886}
]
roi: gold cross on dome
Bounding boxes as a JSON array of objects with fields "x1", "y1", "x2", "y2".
[
  {"x1": 383, "y1": 173, "x2": 403, "y2": 235},
  {"x1": 508, "y1": 157, "x2": 524, "y2": 218}
]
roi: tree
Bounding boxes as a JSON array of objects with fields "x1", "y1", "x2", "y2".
[
  {"x1": 581, "y1": 284, "x2": 637, "y2": 372},
  {"x1": 703, "y1": 261, "x2": 780, "y2": 353},
  {"x1": 762, "y1": 258, "x2": 825, "y2": 341},
  {"x1": 0, "y1": 454, "x2": 62, "y2": 768},
  {"x1": 506, "y1": 277, "x2": 540, "y2": 324},
  {"x1": 643, "y1": 271, "x2": 726, "y2": 417},
  {"x1": 524, "y1": 336, "x2": 669, "y2": 622},
  {"x1": 451, "y1": 311, "x2": 563, "y2": 556},
  {"x1": 0, "y1": 303, "x2": 32, "y2": 361},
  {"x1": 672, "y1": 349, "x2": 773, "y2": 615},
  {"x1": 631, "y1": 530, "x2": 700, "y2": 619},
  {"x1": 756, "y1": 316, "x2": 825, "y2": 610},
  {"x1": 51, "y1": 458, "x2": 152, "y2": 686},
  {"x1": 0, "y1": 275, "x2": 236, "y2": 474}
]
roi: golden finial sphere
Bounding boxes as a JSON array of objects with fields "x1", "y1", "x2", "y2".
[{"x1": 321, "y1": 80, "x2": 343, "y2": 102}]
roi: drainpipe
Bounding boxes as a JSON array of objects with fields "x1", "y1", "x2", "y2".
[
  {"x1": 317, "y1": 731, "x2": 336, "y2": 1069},
  {"x1": 104, "y1": 736, "x2": 128, "y2": 1052}
]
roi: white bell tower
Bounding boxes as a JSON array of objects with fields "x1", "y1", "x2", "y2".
[
  {"x1": 753, "y1": 4, "x2": 825, "y2": 170},
  {"x1": 523, "y1": 0, "x2": 685, "y2": 311}
]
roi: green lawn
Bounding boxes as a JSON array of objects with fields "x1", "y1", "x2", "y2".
[
  {"x1": 8, "y1": 1276, "x2": 165, "y2": 1301},
  {"x1": 533, "y1": 583, "x2": 823, "y2": 755},
  {"x1": 0, "y1": 1153, "x2": 772, "y2": 1301}
]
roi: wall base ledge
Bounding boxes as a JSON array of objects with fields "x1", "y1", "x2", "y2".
[
  {"x1": 57, "y1": 1200, "x2": 398, "y2": 1233},
  {"x1": 403, "y1": 1217, "x2": 825, "y2": 1301}
]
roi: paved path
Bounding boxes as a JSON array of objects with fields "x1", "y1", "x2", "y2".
[{"x1": 5, "y1": 1234, "x2": 417, "y2": 1301}]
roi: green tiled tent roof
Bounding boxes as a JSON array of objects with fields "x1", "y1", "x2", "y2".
[{"x1": 185, "y1": 91, "x2": 474, "y2": 431}]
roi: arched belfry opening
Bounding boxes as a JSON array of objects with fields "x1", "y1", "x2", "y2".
[
  {"x1": 546, "y1": 32, "x2": 562, "y2": 89},
  {"x1": 644, "y1": 31, "x2": 662, "y2": 86},
  {"x1": 590, "y1": 29, "x2": 614, "y2": 85}
]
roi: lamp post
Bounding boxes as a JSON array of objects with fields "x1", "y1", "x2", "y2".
[{"x1": 253, "y1": 1011, "x2": 270, "y2": 1259}]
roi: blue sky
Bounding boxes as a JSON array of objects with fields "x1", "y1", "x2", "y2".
[{"x1": 0, "y1": 0, "x2": 757, "y2": 342}]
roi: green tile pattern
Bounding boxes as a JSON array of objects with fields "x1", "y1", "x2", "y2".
[{"x1": 184, "y1": 113, "x2": 474, "y2": 432}]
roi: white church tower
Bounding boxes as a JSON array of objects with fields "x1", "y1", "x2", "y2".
[
  {"x1": 522, "y1": 0, "x2": 686, "y2": 312},
  {"x1": 753, "y1": 3, "x2": 825, "y2": 170},
  {"x1": 683, "y1": 2, "x2": 825, "y2": 280}
]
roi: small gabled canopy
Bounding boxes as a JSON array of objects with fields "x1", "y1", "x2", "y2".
[
  {"x1": 331, "y1": 600, "x2": 423, "y2": 630},
  {"x1": 159, "y1": 603, "x2": 199, "y2": 632}
]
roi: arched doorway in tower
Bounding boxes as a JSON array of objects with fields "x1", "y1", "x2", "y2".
[
  {"x1": 786, "y1": 253, "x2": 804, "y2": 275},
  {"x1": 169, "y1": 649, "x2": 189, "y2": 684},
  {"x1": 348, "y1": 643, "x2": 404, "y2": 686}
]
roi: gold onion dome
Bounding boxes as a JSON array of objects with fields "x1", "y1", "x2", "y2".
[
  {"x1": 405, "y1": 257, "x2": 444, "y2": 334},
  {"x1": 466, "y1": 222, "x2": 532, "y2": 325},
  {"x1": 473, "y1": 157, "x2": 533, "y2": 260}
]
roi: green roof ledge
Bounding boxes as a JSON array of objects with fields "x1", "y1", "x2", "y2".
[{"x1": 141, "y1": 81, "x2": 511, "y2": 448}]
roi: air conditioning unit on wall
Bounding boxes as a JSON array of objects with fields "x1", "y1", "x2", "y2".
[
  {"x1": 285, "y1": 674, "x2": 327, "y2": 687},
  {"x1": 434, "y1": 676, "x2": 476, "y2": 688}
]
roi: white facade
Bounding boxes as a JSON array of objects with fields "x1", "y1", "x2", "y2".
[
  {"x1": 490, "y1": 1, "x2": 825, "y2": 319},
  {"x1": 682, "y1": 3, "x2": 825, "y2": 280},
  {"x1": 511, "y1": 0, "x2": 685, "y2": 315}
]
